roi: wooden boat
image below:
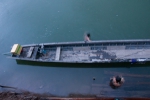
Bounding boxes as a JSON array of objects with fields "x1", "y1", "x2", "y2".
[{"x1": 5, "y1": 39, "x2": 150, "y2": 63}]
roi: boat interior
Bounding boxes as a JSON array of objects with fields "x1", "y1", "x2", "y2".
[{"x1": 12, "y1": 41, "x2": 150, "y2": 62}]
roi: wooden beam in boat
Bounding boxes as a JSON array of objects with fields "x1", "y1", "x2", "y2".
[
  {"x1": 55, "y1": 47, "x2": 61, "y2": 61},
  {"x1": 27, "y1": 47, "x2": 34, "y2": 58},
  {"x1": 32, "y1": 47, "x2": 39, "y2": 59}
]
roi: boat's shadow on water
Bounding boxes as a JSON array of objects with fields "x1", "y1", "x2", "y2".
[{"x1": 16, "y1": 60, "x2": 150, "y2": 68}]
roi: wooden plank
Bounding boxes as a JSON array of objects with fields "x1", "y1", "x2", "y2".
[
  {"x1": 27, "y1": 47, "x2": 34, "y2": 58},
  {"x1": 55, "y1": 47, "x2": 61, "y2": 61},
  {"x1": 31, "y1": 47, "x2": 39, "y2": 59}
]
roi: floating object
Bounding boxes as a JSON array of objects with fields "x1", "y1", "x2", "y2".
[
  {"x1": 11, "y1": 44, "x2": 22, "y2": 55},
  {"x1": 93, "y1": 77, "x2": 96, "y2": 80},
  {"x1": 4, "y1": 39, "x2": 150, "y2": 64}
]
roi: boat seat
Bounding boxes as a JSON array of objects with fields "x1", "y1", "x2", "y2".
[
  {"x1": 40, "y1": 44, "x2": 44, "y2": 53},
  {"x1": 27, "y1": 47, "x2": 34, "y2": 58},
  {"x1": 31, "y1": 47, "x2": 39, "y2": 59},
  {"x1": 55, "y1": 47, "x2": 61, "y2": 61}
]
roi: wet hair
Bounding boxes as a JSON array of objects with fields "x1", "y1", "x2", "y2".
[
  {"x1": 87, "y1": 33, "x2": 90, "y2": 37},
  {"x1": 116, "y1": 76, "x2": 121, "y2": 83}
]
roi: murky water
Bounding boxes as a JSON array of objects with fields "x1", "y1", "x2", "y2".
[{"x1": 0, "y1": 0, "x2": 150, "y2": 97}]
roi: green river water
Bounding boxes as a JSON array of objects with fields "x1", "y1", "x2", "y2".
[{"x1": 0, "y1": 0, "x2": 150, "y2": 97}]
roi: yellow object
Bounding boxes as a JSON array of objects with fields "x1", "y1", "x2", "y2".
[
  {"x1": 17, "y1": 46, "x2": 22, "y2": 55},
  {"x1": 11, "y1": 44, "x2": 22, "y2": 55}
]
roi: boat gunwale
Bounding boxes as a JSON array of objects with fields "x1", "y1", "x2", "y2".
[
  {"x1": 21, "y1": 39, "x2": 150, "y2": 47},
  {"x1": 7, "y1": 39, "x2": 150, "y2": 64}
]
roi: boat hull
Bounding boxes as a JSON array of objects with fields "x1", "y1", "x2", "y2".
[{"x1": 7, "y1": 39, "x2": 150, "y2": 64}]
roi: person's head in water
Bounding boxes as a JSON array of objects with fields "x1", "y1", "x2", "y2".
[
  {"x1": 116, "y1": 76, "x2": 121, "y2": 83},
  {"x1": 87, "y1": 33, "x2": 90, "y2": 38},
  {"x1": 84, "y1": 32, "x2": 91, "y2": 42}
]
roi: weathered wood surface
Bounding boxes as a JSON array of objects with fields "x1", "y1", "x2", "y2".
[
  {"x1": 27, "y1": 47, "x2": 34, "y2": 58},
  {"x1": 55, "y1": 47, "x2": 61, "y2": 61},
  {"x1": 11, "y1": 39, "x2": 150, "y2": 63}
]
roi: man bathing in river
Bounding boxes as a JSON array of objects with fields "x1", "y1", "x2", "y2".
[
  {"x1": 84, "y1": 32, "x2": 91, "y2": 42},
  {"x1": 110, "y1": 76, "x2": 125, "y2": 88}
]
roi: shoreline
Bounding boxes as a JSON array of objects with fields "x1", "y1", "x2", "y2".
[
  {"x1": 0, "y1": 85, "x2": 150, "y2": 100},
  {"x1": 0, "y1": 91, "x2": 150, "y2": 100}
]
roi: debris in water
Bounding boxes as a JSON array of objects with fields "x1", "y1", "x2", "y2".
[{"x1": 93, "y1": 77, "x2": 96, "y2": 80}]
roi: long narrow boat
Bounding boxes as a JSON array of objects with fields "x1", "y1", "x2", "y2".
[{"x1": 5, "y1": 39, "x2": 150, "y2": 63}]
